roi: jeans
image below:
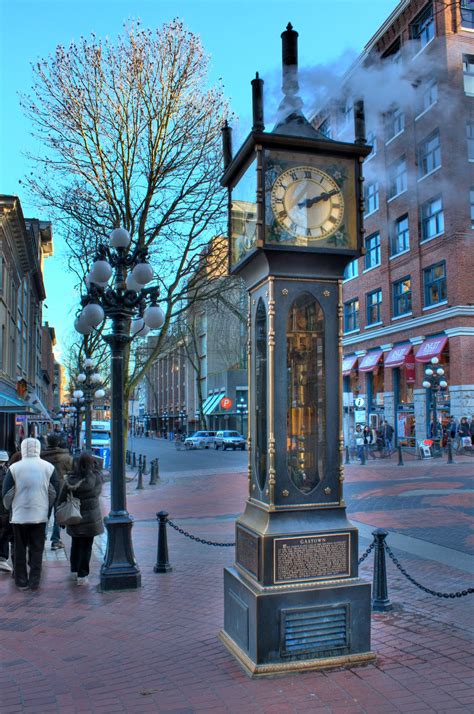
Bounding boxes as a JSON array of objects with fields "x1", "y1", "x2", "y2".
[
  {"x1": 70, "y1": 536, "x2": 94, "y2": 578},
  {"x1": 50, "y1": 508, "x2": 61, "y2": 544},
  {"x1": 12, "y1": 523, "x2": 46, "y2": 587}
]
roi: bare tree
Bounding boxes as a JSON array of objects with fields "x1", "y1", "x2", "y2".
[{"x1": 22, "y1": 20, "x2": 230, "y2": 425}]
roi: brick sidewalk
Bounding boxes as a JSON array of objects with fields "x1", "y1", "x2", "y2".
[{"x1": 0, "y1": 465, "x2": 473, "y2": 713}]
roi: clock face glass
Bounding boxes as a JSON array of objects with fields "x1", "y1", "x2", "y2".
[
  {"x1": 264, "y1": 150, "x2": 357, "y2": 250},
  {"x1": 230, "y1": 158, "x2": 258, "y2": 266}
]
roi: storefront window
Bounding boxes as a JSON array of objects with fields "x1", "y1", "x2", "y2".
[
  {"x1": 287, "y1": 294, "x2": 325, "y2": 494},
  {"x1": 255, "y1": 299, "x2": 267, "y2": 489}
]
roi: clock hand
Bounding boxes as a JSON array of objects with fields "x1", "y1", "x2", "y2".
[{"x1": 297, "y1": 189, "x2": 339, "y2": 208}]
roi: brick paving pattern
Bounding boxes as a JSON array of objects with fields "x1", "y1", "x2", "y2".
[{"x1": 0, "y1": 453, "x2": 472, "y2": 713}]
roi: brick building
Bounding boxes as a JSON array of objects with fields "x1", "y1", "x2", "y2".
[{"x1": 313, "y1": 0, "x2": 474, "y2": 444}]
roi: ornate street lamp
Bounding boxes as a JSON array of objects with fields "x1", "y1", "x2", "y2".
[
  {"x1": 178, "y1": 409, "x2": 187, "y2": 431},
  {"x1": 75, "y1": 227, "x2": 165, "y2": 591},
  {"x1": 236, "y1": 397, "x2": 248, "y2": 435},
  {"x1": 76, "y1": 357, "x2": 106, "y2": 451},
  {"x1": 422, "y1": 357, "x2": 448, "y2": 456}
]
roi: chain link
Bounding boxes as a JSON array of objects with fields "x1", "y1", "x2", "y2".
[
  {"x1": 384, "y1": 542, "x2": 473, "y2": 598},
  {"x1": 167, "y1": 519, "x2": 235, "y2": 547},
  {"x1": 358, "y1": 541, "x2": 375, "y2": 564}
]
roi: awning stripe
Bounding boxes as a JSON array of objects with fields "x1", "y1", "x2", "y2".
[
  {"x1": 384, "y1": 344, "x2": 413, "y2": 368},
  {"x1": 358, "y1": 350, "x2": 383, "y2": 372},
  {"x1": 342, "y1": 355, "x2": 358, "y2": 376},
  {"x1": 203, "y1": 392, "x2": 225, "y2": 415}
]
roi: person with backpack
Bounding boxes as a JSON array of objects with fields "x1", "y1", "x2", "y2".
[
  {"x1": 57, "y1": 453, "x2": 104, "y2": 586},
  {"x1": 2, "y1": 439, "x2": 59, "y2": 591}
]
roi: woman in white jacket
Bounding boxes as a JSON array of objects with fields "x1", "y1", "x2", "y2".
[{"x1": 2, "y1": 438, "x2": 59, "y2": 591}]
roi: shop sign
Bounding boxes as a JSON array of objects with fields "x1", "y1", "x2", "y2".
[
  {"x1": 354, "y1": 397, "x2": 365, "y2": 409},
  {"x1": 15, "y1": 416, "x2": 27, "y2": 423},
  {"x1": 405, "y1": 353, "x2": 416, "y2": 383},
  {"x1": 220, "y1": 397, "x2": 233, "y2": 410}
]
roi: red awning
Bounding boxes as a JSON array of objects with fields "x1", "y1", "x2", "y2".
[
  {"x1": 384, "y1": 344, "x2": 413, "y2": 368},
  {"x1": 358, "y1": 350, "x2": 383, "y2": 372},
  {"x1": 342, "y1": 355, "x2": 358, "y2": 376},
  {"x1": 415, "y1": 336, "x2": 448, "y2": 363}
]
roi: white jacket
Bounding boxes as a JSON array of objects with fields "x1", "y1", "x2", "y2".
[{"x1": 8, "y1": 439, "x2": 56, "y2": 524}]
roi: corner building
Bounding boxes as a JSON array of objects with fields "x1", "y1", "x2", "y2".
[{"x1": 314, "y1": 0, "x2": 474, "y2": 444}]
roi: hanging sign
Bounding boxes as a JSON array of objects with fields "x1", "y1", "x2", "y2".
[
  {"x1": 220, "y1": 397, "x2": 233, "y2": 410},
  {"x1": 405, "y1": 353, "x2": 416, "y2": 384}
]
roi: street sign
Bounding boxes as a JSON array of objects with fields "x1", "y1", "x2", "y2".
[
  {"x1": 354, "y1": 397, "x2": 365, "y2": 408},
  {"x1": 220, "y1": 397, "x2": 233, "y2": 410}
]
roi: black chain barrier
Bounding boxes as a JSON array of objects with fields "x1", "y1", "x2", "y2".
[
  {"x1": 384, "y1": 542, "x2": 474, "y2": 599},
  {"x1": 167, "y1": 519, "x2": 235, "y2": 547},
  {"x1": 358, "y1": 541, "x2": 375, "y2": 564}
]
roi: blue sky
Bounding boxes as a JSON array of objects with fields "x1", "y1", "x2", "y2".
[{"x1": 0, "y1": 0, "x2": 399, "y2": 357}]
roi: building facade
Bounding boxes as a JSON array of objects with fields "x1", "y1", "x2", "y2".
[{"x1": 314, "y1": 0, "x2": 474, "y2": 445}]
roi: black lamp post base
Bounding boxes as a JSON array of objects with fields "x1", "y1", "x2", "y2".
[{"x1": 100, "y1": 514, "x2": 141, "y2": 591}]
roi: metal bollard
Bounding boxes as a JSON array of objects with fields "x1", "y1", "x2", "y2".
[
  {"x1": 125, "y1": 450, "x2": 129, "y2": 465},
  {"x1": 132, "y1": 452, "x2": 136, "y2": 468},
  {"x1": 154, "y1": 511, "x2": 172, "y2": 573},
  {"x1": 372, "y1": 528, "x2": 392, "y2": 612},
  {"x1": 361, "y1": 446, "x2": 366, "y2": 466},
  {"x1": 397, "y1": 445, "x2": 404, "y2": 466},
  {"x1": 148, "y1": 459, "x2": 155, "y2": 486},
  {"x1": 447, "y1": 439, "x2": 454, "y2": 464},
  {"x1": 142, "y1": 456, "x2": 147, "y2": 474},
  {"x1": 138, "y1": 454, "x2": 143, "y2": 468},
  {"x1": 136, "y1": 463, "x2": 144, "y2": 490},
  {"x1": 345, "y1": 445, "x2": 350, "y2": 465}
]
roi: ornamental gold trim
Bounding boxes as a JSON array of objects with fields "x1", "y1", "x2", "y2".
[{"x1": 267, "y1": 277, "x2": 276, "y2": 507}]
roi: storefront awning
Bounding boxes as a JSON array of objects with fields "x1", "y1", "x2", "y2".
[
  {"x1": 342, "y1": 355, "x2": 358, "y2": 376},
  {"x1": 384, "y1": 344, "x2": 413, "y2": 368},
  {"x1": 358, "y1": 350, "x2": 383, "y2": 372},
  {"x1": 415, "y1": 335, "x2": 448, "y2": 363},
  {"x1": 0, "y1": 382, "x2": 32, "y2": 414},
  {"x1": 202, "y1": 392, "x2": 225, "y2": 415}
]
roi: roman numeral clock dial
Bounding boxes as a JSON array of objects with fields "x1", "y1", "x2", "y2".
[{"x1": 270, "y1": 166, "x2": 344, "y2": 244}]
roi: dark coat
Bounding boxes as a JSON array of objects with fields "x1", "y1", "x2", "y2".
[
  {"x1": 40, "y1": 447, "x2": 73, "y2": 490},
  {"x1": 58, "y1": 469, "x2": 104, "y2": 538}
]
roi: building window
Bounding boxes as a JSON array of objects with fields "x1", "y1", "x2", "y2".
[
  {"x1": 391, "y1": 215, "x2": 410, "y2": 255},
  {"x1": 410, "y1": 3, "x2": 435, "y2": 50},
  {"x1": 364, "y1": 182, "x2": 379, "y2": 215},
  {"x1": 366, "y1": 289, "x2": 382, "y2": 325},
  {"x1": 463, "y1": 54, "x2": 474, "y2": 96},
  {"x1": 344, "y1": 299, "x2": 359, "y2": 333},
  {"x1": 343, "y1": 259, "x2": 359, "y2": 281},
  {"x1": 424, "y1": 262, "x2": 447, "y2": 307},
  {"x1": 467, "y1": 122, "x2": 474, "y2": 161},
  {"x1": 421, "y1": 196, "x2": 444, "y2": 240},
  {"x1": 318, "y1": 117, "x2": 332, "y2": 139},
  {"x1": 382, "y1": 38, "x2": 401, "y2": 63},
  {"x1": 385, "y1": 106, "x2": 405, "y2": 141},
  {"x1": 393, "y1": 277, "x2": 412, "y2": 317},
  {"x1": 461, "y1": 1, "x2": 474, "y2": 29},
  {"x1": 388, "y1": 157, "x2": 407, "y2": 199},
  {"x1": 418, "y1": 129, "x2": 441, "y2": 177},
  {"x1": 422, "y1": 80, "x2": 438, "y2": 112},
  {"x1": 365, "y1": 232, "x2": 381, "y2": 270},
  {"x1": 470, "y1": 187, "x2": 474, "y2": 228},
  {"x1": 366, "y1": 130, "x2": 377, "y2": 157}
]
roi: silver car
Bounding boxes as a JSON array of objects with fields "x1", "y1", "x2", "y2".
[
  {"x1": 214, "y1": 430, "x2": 246, "y2": 451},
  {"x1": 184, "y1": 431, "x2": 216, "y2": 449}
]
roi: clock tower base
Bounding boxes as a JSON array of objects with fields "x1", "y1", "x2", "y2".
[{"x1": 220, "y1": 565, "x2": 375, "y2": 677}]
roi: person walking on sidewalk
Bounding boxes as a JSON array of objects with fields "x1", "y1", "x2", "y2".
[
  {"x1": 381, "y1": 420, "x2": 394, "y2": 452},
  {"x1": 470, "y1": 415, "x2": 474, "y2": 446},
  {"x1": 355, "y1": 424, "x2": 365, "y2": 462},
  {"x1": 2, "y1": 438, "x2": 59, "y2": 591},
  {"x1": 41, "y1": 433, "x2": 73, "y2": 551},
  {"x1": 0, "y1": 451, "x2": 13, "y2": 574},
  {"x1": 58, "y1": 453, "x2": 104, "y2": 586}
]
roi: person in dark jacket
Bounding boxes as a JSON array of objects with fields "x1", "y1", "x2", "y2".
[
  {"x1": 458, "y1": 417, "x2": 471, "y2": 445},
  {"x1": 0, "y1": 451, "x2": 13, "y2": 572},
  {"x1": 41, "y1": 434, "x2": 74, "y2": 551},
  {"x1": 57, "y1": 453, "x2": 104, "y2": 585}
]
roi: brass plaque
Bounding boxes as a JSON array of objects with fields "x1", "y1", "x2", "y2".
[
  {"x1": 274, "y1": 533, "x2": 350, "y2": 584},
  {"x1": 236, "y1": 527, "x2": 259, "y2": 578}
]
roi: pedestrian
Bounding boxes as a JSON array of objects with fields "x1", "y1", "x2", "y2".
[
  {"x1": 2, "y1": 438, "x2": 59, "y2": 591},
  {"x1": 458, "y1": 417, "x2": 472, "y2": 448},
  {"x1": 0, "y1": 450, "x2": 13, "y2": 574},
  {"x1": 381, "y1": 420, "x2": 394, "y2": 451},
  {"x1": 470, "y1": 416, "x2": 474, "y2": 446},
  {"x1": 362, "y1": 425, "x2": 373, "y2": 459},
  {"x1": 447, "y1": 416, "x2": 457, "y2": 440},
  {"x1": 355, "y1": 424, "x2": 365, "y2": 461},
  {"x1": 41, "y1": 433, "x2": 73, "y2": 551},
  {"x1": 57, "y1": 452, "x2": 104, "y2": 586}
]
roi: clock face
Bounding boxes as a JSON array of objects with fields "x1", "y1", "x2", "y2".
[{"x1": 270, "y1": 166, "x2": 344, "y2": 242}]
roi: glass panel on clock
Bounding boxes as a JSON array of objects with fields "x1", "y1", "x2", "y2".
[
  {"x1": 287, "y1": 293, "x2": 326, "y2": 494},
  {"x1": 230, "y1": 158, "x2": 257, "y2": 266},
  {"x1": 255, "y1": 299, "x2": 267, "y2": 489}
]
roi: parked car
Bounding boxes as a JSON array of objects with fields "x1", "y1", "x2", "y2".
[
  {"x1": 184, "y1": 431, "x2": 216, "y2": 449},
  {"x1": 214, "y1": 430, "x2": 246, "y2": 451}
]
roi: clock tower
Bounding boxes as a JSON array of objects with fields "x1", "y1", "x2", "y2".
[{"x1": 219, "y1": 24, "x2": 375, "y2": 676}]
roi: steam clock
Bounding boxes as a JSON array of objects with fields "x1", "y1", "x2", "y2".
[{"x1": 219, "y1": 25, "x2": 375, "y2": 675}]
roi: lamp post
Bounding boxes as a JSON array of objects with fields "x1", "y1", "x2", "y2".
[
  {"x1": 162, "y1": 410, "x2": 169, "y2": 437},
  {"x1": 236, "y1": 397, "x2": 248, "y2": 435},
  {"x1": 74, "y1": 227, "x2": 165, "y2": 591},
  {"x1": 76, "y1": 357, "x2": 106, "y2": 452},
  {"x1": 422, "y1": 357, "x2": 448, "y2": 456},
  {"x1": 178, "y1": 409, "x2": 187, "y2": 433}
]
